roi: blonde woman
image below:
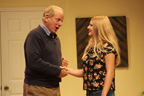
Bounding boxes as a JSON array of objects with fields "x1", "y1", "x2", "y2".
[{"x1": 66, "y1": 15, "x2": 120, "y2": 96}]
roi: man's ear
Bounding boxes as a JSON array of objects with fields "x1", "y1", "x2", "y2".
[{"x1": 45, "y1": 14, "x2": 49, "y2": 21}]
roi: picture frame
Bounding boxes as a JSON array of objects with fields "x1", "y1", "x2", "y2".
[{"x1": 76, "y1": 16, "x2": 128, "y2": 68}]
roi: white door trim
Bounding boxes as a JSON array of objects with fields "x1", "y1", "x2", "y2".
[
  {"x1": 0, "y1": 7, "x2": 46, "y2": 96},
  {"x1": 0, "y1": 7, "x2": 46, "y2": 12}
]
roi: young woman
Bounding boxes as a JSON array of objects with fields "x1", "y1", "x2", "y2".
[{"x1": 66, "y1": 15, "x2": 120, "y2": 96}]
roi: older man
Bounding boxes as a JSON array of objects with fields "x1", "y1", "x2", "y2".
[{"x1": 23, "y1": 5, "x2": 68, "y2": 96}]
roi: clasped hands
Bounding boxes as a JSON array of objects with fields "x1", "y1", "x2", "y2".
[{"x1": 58, "y1": 57, "x2": 69, "y2": 78}]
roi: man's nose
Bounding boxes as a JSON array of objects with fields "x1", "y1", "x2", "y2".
[{"x1": 59, "y1": 21, "x2": 62, "y2": 27}]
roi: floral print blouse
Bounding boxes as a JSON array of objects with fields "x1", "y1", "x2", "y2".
[{"x1": 82, "y1": 42, "x2": 117, "y2": 91}]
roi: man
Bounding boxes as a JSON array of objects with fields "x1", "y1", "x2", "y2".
[{"x1": 23, "y1": 5, "x2": 68, "y2": 96}]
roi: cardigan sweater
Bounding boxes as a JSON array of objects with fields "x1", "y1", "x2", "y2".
[{"x1": 24, "y1": 25, "x2": 62, "y2": 88}]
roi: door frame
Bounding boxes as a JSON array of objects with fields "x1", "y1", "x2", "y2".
[{"x1": 0, "y1": 7, "x2": 46, "y2": 96}]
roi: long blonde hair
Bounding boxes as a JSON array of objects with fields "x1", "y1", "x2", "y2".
[{"x1": 82, "y1": 15, "x2": 120, "y2": 66}]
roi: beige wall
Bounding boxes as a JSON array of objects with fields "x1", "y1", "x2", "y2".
[
  {"x1": 0, "y1": 13, "x2": 1, "y2": 96},
  {"x1": 0, "y1": 0, "x2": 144, "y2": 96}
]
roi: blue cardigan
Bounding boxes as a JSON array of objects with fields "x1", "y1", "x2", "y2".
[{"x1": 24, "y1": 25, "x2": 62, "y2": 88}]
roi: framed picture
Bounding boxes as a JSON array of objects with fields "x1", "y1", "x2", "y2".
[{"x1": 76, "y1": 16, "x2": 128, "y2": 68}]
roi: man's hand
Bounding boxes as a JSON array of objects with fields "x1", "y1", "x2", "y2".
[
  {"x1": 58, "y1": 67, "x2": 68, "y2": 78},
  {"x1": 61, "y1": 57, "x2": 68, "y2": 67}
]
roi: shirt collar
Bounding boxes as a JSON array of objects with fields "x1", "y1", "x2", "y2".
[
  {"x1": 40, "y1": 23, "x2": 51, "y2": 36},
  {"x1": 40, "y1": 23, "x2": 57, "y2": 38}
]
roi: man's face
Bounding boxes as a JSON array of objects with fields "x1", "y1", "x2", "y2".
[{"x1": 45, "y1": 9, "x2": 64, "y2": 34}]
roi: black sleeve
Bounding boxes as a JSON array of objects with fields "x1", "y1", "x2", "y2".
[{"x1": 102, "y1": 42, "x2": 117, "y2": 58}]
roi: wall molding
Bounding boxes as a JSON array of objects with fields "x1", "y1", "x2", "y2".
[{"x1": 0, "y1": 7, "x2": 47, "y2": 12}]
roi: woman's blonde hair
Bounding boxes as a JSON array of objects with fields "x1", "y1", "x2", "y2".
[{"x1": 82, "y1": 15, "x2": 120, "y2": 66}]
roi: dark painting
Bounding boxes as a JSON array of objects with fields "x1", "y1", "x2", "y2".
[{"x1": 76, "y1": 16, "x2": 128, "y2": 68}]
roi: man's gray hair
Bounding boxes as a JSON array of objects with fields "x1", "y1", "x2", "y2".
[{"x1": 42, "y1": 5, "x2": 63, "y2": 22}]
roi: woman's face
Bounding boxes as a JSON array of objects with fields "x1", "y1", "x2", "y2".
[{"x1": 87, "y1": 20, "x2": 95, "y2": 37}]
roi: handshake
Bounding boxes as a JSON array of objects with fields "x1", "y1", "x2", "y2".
[
  {"x1": 58, "y1": 57, "x2": 83, "y2": 78},
  {"x1": 58, "y1": 57, "x2": 69, "y2": 78}
]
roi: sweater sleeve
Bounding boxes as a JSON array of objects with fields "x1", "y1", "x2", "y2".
[{"x1": 24, "y1": 31, "x2": 61, "y2": 77}]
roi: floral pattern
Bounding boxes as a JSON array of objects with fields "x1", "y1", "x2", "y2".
[{"x1": 83, "y1": 42, "x2": 117, "y2": 91}]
